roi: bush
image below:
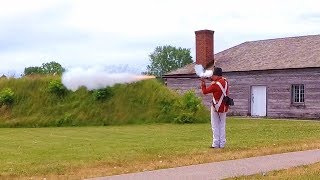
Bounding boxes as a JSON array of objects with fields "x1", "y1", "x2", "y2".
[
  {"x1": 173, "y1": 90, "x2": 203, "y2": 124},
  {"x1": 177, "y1": 90, "x2": 201, "y2": 113},
  {"x1": 48, "y1": 80, "x2": 68, "y2": 97},
  {"x1": 93, "y1": 87, "x2": 113, "y2": 101},
  {"x1": 0, "y1": 88, "x2": 15, "y2": 106}
]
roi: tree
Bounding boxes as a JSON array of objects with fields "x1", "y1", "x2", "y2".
[
  {"x1": 24, "y1": 61, "x2": 65, "y2": 76},
  {"x1": 24, "y1": 66, "x2": 43, "y2": 75},
  {"x1": 146, "y1": 45, "x2": 193, "y2": 77},
  {"x1": 41, "y1": 61, "x2": 65, "y2": 75}
]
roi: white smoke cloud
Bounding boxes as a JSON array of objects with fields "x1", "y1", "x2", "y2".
[
  {"x1": 194, "y1": 64, "x2": 213, "y2": 78},
  {"x1": 62, "y1": 67, "x2": 154, "y2": 91}
]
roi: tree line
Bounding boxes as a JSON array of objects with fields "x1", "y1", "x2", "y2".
[
  {"x1": 23, "y1": 45, "x2": 193, "y2": 77},
  {"x1": 24, "y1": 61, "x2": 65, "y2": 76}
]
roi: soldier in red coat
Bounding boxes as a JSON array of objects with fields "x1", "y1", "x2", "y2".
[{"x1": 201, "y1": 67, "x2": 229, "y2": 148}]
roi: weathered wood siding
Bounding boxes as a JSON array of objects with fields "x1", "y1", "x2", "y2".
[{"x1": 166, "y1": 68, "x2": 320, "y2": 119}]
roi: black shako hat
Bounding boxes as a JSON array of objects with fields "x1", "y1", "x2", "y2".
[{"x1": 212, "y1": 67, "x2": 223, "y2": 76}]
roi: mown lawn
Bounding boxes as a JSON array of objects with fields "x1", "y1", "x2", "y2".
[
  {"x1": 233, "y1": 162, "x2": 320, "y2": 179},
  {"x1": 1, "y1": 118, "x2": 320, "y2": 179}
]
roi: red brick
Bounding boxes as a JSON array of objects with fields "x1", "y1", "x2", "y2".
[{"x1": 195, "y1": 30, "x2": 214, "y2": 68}]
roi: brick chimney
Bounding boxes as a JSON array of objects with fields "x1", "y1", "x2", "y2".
[{"x1": 195, "y1": 30, "x2": 214, "y2": 68}]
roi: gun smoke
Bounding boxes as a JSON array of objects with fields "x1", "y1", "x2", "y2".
[
  {"x1": 194, "y1": 64, "x2": 213, "y2": 78},
  {"x1": 62, "y1": 67, "x2": 155, "y2": 91}
]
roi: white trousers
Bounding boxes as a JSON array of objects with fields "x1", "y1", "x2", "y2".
[{"x1": 211, "y1": 106, "x2": 226, "y2": 148}]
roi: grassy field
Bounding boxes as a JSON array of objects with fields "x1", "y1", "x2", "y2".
[
  {"x1": 1, "y1": 118, "x2": 320, "y2": 179},
  {"x1": 234, "y1": 162, "x2": 320, "y2": 179}
]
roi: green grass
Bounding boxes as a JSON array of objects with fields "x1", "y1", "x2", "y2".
[
  {"x1": 0, "y1": 76, "x2": 208, "y2": 127},
  {"x1": 1, "y1": 118, "x2": 320, "y2": 179},
  {"x1": 233, "y1": 162, "x2": 320, "y2": 179}
]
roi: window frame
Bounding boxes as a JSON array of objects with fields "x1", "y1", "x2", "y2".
[{"x1": 291, "y1": 84, "x2": 305, "y2": 104}]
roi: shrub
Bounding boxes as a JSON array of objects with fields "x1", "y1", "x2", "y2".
[
  {"x1": 0, "y1": 88, "x2": 15, "y2": 106},
  {"x1": 173, "y1": 90, "x2": 203, "y2": 124},
  {"x1": 93, "y1": 87, "x2": 113, "y2": 101},
  {"x1": 48, "y1": 80, "x2": 68, "y2": 97},
  {"x1": 177, "y1": 90, "x2": 201, "y2": 113}
]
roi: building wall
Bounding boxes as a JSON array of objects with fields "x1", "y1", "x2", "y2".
[{"x1": 166, "y1": 68, "x2": 320, "y2": 119}]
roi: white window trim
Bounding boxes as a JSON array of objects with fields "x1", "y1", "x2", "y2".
[{"x1": 292, "y1": 84, "x2": 305, "y2": 104}]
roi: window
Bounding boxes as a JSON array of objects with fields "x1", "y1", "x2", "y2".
[{"x1": 292, "y1": 84, "x2": 304, "y2": 103}]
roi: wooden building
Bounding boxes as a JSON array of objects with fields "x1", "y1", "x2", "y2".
[{"x1": 163, "y1": 30, "x2": 320, "y2": 119}]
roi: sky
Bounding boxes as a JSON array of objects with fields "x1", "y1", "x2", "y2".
[{"x1": 1, "y1": 0, "x2": 320, "y2": 76}]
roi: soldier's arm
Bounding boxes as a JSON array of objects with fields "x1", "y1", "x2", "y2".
[{"x1": 201, "y1": 82, "x2": 219, "y2": 94}]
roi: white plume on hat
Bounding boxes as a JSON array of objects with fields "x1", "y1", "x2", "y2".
[{"x1": 194, "y1": 64, "x2": 213, "y2": 78}]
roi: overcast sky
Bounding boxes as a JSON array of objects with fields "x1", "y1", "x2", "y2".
[{"x1": 1, "y1": 0, "x2": 320, "y2": 75}]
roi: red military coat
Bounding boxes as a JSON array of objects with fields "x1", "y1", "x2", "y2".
[{"x1": 201, "y1": 77, "x2": 229, "y2": 113}]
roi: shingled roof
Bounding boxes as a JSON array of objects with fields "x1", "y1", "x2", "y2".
[{"x1": 166, "y1": 34, "x2": 320, "y2": 75}]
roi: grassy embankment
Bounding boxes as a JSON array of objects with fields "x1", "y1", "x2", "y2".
[{"x1": 0, "y1": 76, "x2": 208, "y2": 127}]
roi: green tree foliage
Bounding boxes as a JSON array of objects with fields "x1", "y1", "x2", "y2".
[
  {"x1": 41, "y1": 61, "x2": 65, "y2": 75},
  {"x1": 24, "y1": 61, "x2": 65, "y2": 76},
  {"x1": 147, "y1": 45, "x2": 193, "y2": 77},
  {"x1": 24, "y1": 66, "x2": 43, "y2": 75}
]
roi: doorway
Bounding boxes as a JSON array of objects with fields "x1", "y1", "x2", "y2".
[{"x1": 251, "y1": 86, "x2": 267, "y2": 116}]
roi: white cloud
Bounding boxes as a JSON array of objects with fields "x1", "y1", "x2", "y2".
[
  {"x1": 0, "y1": 0, "x2": 64, "y2": 19},
  {"x1": 1, "y1": 0, "x2": 320, "y2": 75}
]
